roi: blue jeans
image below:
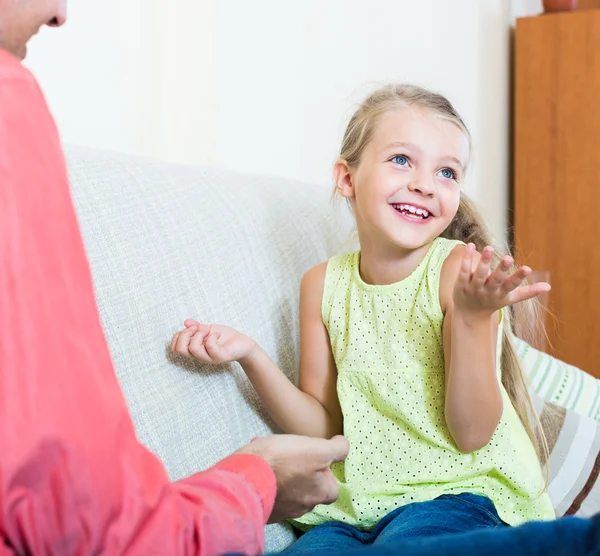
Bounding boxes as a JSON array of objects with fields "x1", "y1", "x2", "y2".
[
  {"x1": 279, "y1": 493, "x2": 505, "y2": 555},
  {"x1": 322, "y1": 515, "x2": 599, "y2": 556},
  {"x1": 272, "y1": 493, "x2": 600, "y2": 556}
]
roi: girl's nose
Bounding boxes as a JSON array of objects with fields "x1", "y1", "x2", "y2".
[{"x1": 407, "y1": 175, "x2": 435, "y2": 196}]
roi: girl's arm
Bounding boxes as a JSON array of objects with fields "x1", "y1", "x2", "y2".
[
  {"x1": 440, "y1": 245, "x2": 504, "y2": 453},
  {"x1": 172, "y1": 263, "x2": 342, "y2": 439},
  {"x1": 297, "y1": 263, "x2": 344, "y2": 437},
  {"x1": 440, "y1": 243, "x2": 549, "y2": 453}
]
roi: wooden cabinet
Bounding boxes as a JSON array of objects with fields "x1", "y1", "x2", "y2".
[
  {"x1": 514, "y1": 10, "x2": 600, "y2": 376},
  {"x1": 579, "y1": 0, "x2": 600, "y2": 10}
]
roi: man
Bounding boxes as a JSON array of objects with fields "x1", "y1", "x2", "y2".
[{"x1": 0, "y1": 2, "x2": 598, "y2": 555}]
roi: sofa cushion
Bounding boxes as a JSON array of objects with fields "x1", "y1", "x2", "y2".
[
  {"x1": 517, "y1": 338, "x2": 600, "y2": 420},
  {"x1": 536, "y1": 395, "x2": 600, "y2": 517}
]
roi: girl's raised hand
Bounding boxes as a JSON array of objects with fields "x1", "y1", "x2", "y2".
[
  {"x1": 170, "y1": 319, "x2": 257, "y2": 364},
  {"x1": 453, "y1": 244, "x2": 550, "y2": 316}
]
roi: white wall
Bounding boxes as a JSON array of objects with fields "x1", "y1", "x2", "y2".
[
  {"x1": 25, "y1": 0, "x2": 149, "y2": 156},
  {"x1": 25, "y1": 0, "x2": 544, "y2": 242},
  {"x1": 212, "y1": 1, "x2": 502, "y2": 238}
]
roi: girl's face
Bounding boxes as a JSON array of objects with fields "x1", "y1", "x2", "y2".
[{"x1": 337, "y1": 106, "x2": 469, "y2": 252}]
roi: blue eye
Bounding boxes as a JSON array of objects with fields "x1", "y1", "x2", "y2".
[
  {"x1": 439, "y1": 168, "x2": 456, "y2": 180},
  {"x1": 391, "y1": 155, "x2": 409, "y2": 166}
]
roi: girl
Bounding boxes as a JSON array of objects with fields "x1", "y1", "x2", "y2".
[{"x1": 171, "y1": 84, "x2": 555, "y2": 551}]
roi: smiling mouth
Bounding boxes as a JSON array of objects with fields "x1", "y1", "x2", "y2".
[{"x1": 391, "y1": 203, "x2": 432, "y2": 220}]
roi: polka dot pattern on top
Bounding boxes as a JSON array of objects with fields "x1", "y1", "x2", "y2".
[{"x1": 290, "y1": 238, "x2": 554, "y2": 532}]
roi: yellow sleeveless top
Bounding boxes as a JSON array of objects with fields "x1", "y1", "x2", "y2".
[{"x1": 292, "y1": 238, "x2": 554, "y2": 531}]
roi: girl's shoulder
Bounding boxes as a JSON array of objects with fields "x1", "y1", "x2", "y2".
[
  {"x1": 322, "y1": 251, "x2": 358, "y2": 284},
  {"x1": 301, "y1": 260, "x2": 328, "y2": 292},
  {"x1": 301, "y1": 252, "x2": 357, "y2": 288},
  {"x1": 412, "y1": 238, "x2": 463, "y2": 314},
  {"x1": 301, "y1": 252, "x2": 357, "y2": 314},
  {"x1": 432, "y1": 237, "x2": 465, "y2": 260}
]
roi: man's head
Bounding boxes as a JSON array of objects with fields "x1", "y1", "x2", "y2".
[{"x1": 0, "y1": 0, "x2": 66, "y2": 59}]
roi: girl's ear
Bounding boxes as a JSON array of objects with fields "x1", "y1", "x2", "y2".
[{"x1": 334, "y1": 160, "x2": 355, "y2": 199}]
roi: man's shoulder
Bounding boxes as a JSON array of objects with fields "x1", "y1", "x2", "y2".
[{"x1": 0, "y1": 49, "x2": 37, "y2": 86}]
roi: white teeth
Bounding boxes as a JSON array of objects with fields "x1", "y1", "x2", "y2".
[{"x1": 394, "y1": 204, "x2": 431, "y2": 218}]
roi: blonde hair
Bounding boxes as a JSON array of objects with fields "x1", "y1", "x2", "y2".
[{"x1": 336, "y1": 84, "x2": 549, "y2": 468}]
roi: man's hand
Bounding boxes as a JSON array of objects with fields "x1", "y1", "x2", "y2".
[{"x1": 236, "y1": 434, "x2": 349, "y2": 523}]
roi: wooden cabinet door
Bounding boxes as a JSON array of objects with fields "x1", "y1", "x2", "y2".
[{"x1": 515, "y1": 11, "x2": 600, "y2": 376}]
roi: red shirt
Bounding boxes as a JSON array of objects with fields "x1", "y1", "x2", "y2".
[{"x1": 0, "y1": 49, "x2": 276, "y2": 556}]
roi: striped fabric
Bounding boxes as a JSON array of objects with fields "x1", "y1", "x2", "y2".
[
  {"x1": 520, "y1": 341, "x2": 600, "y2": 517},
  {"x1": 535, "y1": 398, "x2": 600, "y2": 518},
  {"x1": 515, "y1": 337, "x2": 600, "y2": 421}
]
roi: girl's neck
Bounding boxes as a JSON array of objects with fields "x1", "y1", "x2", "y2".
[{"x1": 357, "y1": 234, "x2": 434, "y2": 286}]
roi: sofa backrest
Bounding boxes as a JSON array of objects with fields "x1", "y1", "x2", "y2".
[{"x1": 66, "y1": 146, "x2": 353, "y2": 551}]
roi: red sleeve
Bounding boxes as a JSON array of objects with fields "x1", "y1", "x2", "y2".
[{"x1": 0, "y1": 51, "x2": 276, "y2": 556}]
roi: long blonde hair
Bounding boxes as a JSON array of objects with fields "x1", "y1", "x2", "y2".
[{"x1": 336, "y1": 84, "x2": 549, "y2": 465}]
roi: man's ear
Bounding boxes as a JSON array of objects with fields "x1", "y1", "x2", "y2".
[{"x1": 334, "y1": 159, "x2": 355, "y2": 199}]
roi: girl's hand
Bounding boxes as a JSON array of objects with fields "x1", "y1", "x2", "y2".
[
  {"x1": 170, "y1": 319, "x2": 257, "y2": 364},
  {"x1": 453, "y1": 243, "x2": 550, "y2": 317}
]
